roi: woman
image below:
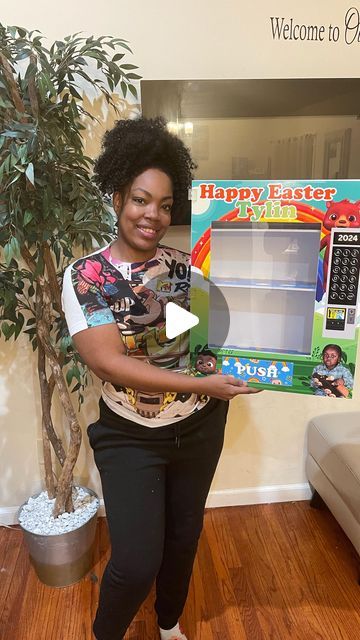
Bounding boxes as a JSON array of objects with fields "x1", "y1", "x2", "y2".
[{"x1": 62, "y1": 116, "x2": 260, "y2": 640}]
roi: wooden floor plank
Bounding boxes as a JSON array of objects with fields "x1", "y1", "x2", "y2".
[
  {"x1": 209, "y1": 508, "x2": 243, "y2": 570},
  {"x1": 274, "y1": 502, "x2": 360, "y2": 639},
  {"x1": 209, "y1": 509, "x2": 265, "y2": 639},
  {"x1": 1, "y1": 501, "x2": 360, "y2": 640},
  {"x1": 229, "y1": 566, "x2": 266, "y2": 640},
  {"x1": 230, "y1": 505, "x2": 303, "y2": 640},
  {"x1": 263, "y1": 503, "x2": 345, "y2": 640},
  {"x1": 186, "y1": 554, "x2": 214, "y2": 640},
  {"x1": 0, "y1": 527, "x2": 23, "y2": 617},
  {"x1": 203, "y1": 511, "x2": 248, "y2": 638},
  {"x1": 0, "y1": 533, "x2": 31, "y2": 639}
]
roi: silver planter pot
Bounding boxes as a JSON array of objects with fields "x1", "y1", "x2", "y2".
[{"x1": 18, "y1": 486, "x2": 99, "y2": 587}]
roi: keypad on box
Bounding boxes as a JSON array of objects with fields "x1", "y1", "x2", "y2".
[{"x1": 329, "y1": 245, "x2": 360, "y2": 305}]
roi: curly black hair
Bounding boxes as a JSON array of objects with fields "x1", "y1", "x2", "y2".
[{"x1": 93, "y1": 116, "x2": 197, "y2": 223}]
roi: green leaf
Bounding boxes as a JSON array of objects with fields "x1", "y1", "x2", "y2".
[
  {"x1": 42, "y1": 229, "x2": 52, "y2": 241},
  {"x1": 17, "y1": 27, "x2": 27, "y2": 38},
  {"x1": 70, "y1": 100, "x2": 79, "y2": 118},
  {"x1": 7, "y1": 173, "x2": 22, "y2": 187},
  {"x1": 118, "y1": 42, "x2": 133, "y2": 53},
  {"x1": 119, "y1": 64, "x2": 138, "y2": 70},
  {"x1": 60, "y1": 335, "x2": 72, "y2": 354},
  {"x1": 112, "y1": 53, "x2": 124, "y2": 62},
  {"x1": 54, "y1": 243, "x2": 61, "y2": 267},
  {"x1": 24, "y1": 327, "x2": 36, "y2": 336},
  {"x1": 25, "y1": 62, "x2": 38, "y2": 79},
  {"x1": 14, "y1": 312, "x2": 25, "y2": 338},
  {"x1": 74, "y1": 56, "x2": 86, "y2": 65},
  {"x1": 25, "y1": 162, "x2": 35, "y2": 185},
  {"x1": 69, "y1": 86, "x2": 82, "y2": 99},
  {"x1": 128, "y1": 84, "x2": 138, "y2": 99},
  {"x1": 126, "y1": 73, "x2": 141, "y2": 80},
  {"x1": 4, "y1": 241, "x2": 13, "y2": 266},
  {"x1": 66, "y1": 367, "x2": 74, "y2": 385},
  {"x1": 58, "y1": 80, "x2": 68, "y2": 94},
  {"x1": 23, "y1": 210, "x2": 33, "y2": 226},
  {"x1": 1, "y1": 321, "x2": 13, "y2": 340},
  {"x1": 85, "y1": 50, "x2": 103, "y2": 60},
  {"x1": 38, "y1": 71, "x2": 57, "y2": 97},
  {"x1": 10, "y1": 236, "x2": 20, "y2": 259},
  {"x1": 0, "y1": 97, "x2": 13, "y2": 109},
  {"x1": 15, "y1": 49, "x2": 32, "y2": 61},
  {"x1": 120, "y1": 80, "x2": 127, "y2": 98}
]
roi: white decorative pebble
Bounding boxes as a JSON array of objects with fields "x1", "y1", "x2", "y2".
[{"x1": 19, "y1": 487, "x2": 99, "y2": 536}]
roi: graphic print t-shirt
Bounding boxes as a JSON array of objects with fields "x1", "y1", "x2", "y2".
[{"x1": 62, "y1": 244, "x2": 208, "y2": 427}]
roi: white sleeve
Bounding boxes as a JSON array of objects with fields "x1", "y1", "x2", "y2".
[
  {"x1": 61, "y1": 264, "x2": 115, "y2": 337},
  {"x1": 61, "y1": 265, "x2": 89, "y2": 336}
]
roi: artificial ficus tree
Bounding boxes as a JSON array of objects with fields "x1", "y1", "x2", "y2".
[{"x1": 0, "y1": 24, "x2": 140, "y2": 516}]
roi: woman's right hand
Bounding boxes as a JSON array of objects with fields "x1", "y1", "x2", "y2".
[{"x1": 197, "y1": 373, "x2": 262, "y2": 400}]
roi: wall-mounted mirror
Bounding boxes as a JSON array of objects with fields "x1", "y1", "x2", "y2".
[{"x1": 141, "y1": 79, "x2": 360, "y2": 224}]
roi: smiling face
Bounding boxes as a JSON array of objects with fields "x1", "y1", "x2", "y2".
[
  {"x1": 112, "y1": 168, "x2": 173, "y2": 262},
  {"x1": 195, "y1": 354, "x2": 217, "y2": 375},
  {"x1": 324, "y1": 199, "x2": 360, "y2": 230},
  {"x1": 323, "y1": 347, "x2": 340, "y2": 370}
]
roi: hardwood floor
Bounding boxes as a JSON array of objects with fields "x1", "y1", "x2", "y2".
[{"x1": 1, "y1": 501, "x2": 360, "y2": 640}]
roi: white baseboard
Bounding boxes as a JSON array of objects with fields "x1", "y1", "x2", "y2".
[
  {"x1": 0, "y1": 507, "x2": 20, "y2": 527},
  {"x1": 206, "y1": 482, "x2": 312, "y2": 508},
  {"x1": 0, "y1": 483, "x2": 311, "y2": 526}
]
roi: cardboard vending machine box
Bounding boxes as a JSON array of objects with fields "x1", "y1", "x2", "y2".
[{"x1": 190, "y1": 180, "x2": 360, "y2": 397}]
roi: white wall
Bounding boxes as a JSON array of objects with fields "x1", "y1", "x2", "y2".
[
  {"x1": 2, "y1": 0, "x2": 360, "y2": 78},
  {"x1": 1, "y1": 0, "x2": 360, "y2": 521}
]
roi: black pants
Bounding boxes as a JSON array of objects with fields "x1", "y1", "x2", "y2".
[{"x1": 87, "y1": 397, "x2": 229, "y2": 640}]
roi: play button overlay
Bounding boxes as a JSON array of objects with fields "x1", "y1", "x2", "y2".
[
  {"x1": 165, "y1": 302, "x2": 199, "y2": 339},
  {"x1": 140, "y1": 266, "x2": 230, "y2": 348}
]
